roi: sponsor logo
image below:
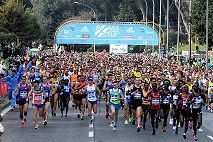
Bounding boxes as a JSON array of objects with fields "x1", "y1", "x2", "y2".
[
  {"x1": 126, "y1": 27, "x2": 135, "y2": 33},
  {"x1": 82, "y1": 34, "x2": 90, "y2": 38},
  {"x1": 80, "y1": 26, "x2": 89, "y2": 33}
]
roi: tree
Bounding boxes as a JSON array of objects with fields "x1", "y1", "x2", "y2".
[
  {"x1": 0, "y1": 0, "x2": 41, "y2": 44},
  {"x1": 192, "y1": 0, "x2": 213, "y2": 47},
  {"x1": 114, "y1": 3, "x2": 137, "y2": 22}
]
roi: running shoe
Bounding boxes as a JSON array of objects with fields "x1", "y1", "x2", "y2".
[
  {"x1": 21, "y1": 120, "x2": 25, "y2": 127},
  {"x1": 178, "y1": 123, "x2": 181, "y2": 128},
  {"x1": 137, "y1": 127, "x2": 140, "y2": 133},
  {"x1": 183, "y1": 133, "x2": 187, "y2": 139},
  {"x1": 105, "y1": 114, "x2": 109, "y2": 119},
  {"x1": 162, "y1": 127, "x2": 166, "y2": 132},
  {"x1": 124, "y1": 119, "x2": 129, "y2": 125},
  {"x1": 43, "y1": 120, "x2": 47, "y2": 126},
  {"x1": 65, "y1": 114, "x2": 67, "y2": 118},
  {"x1": 175, "y1": 129, "x2": 178, "y2": 135},
  {"x1": 113, "y1": 126, "x2": 117, "y2": 131},
  {"x1": 81, "y1": 115, "x2": 84, "y2": 120},
  {"x1": 173, "y1": 126, "x2": 176, "y2": 130},
  {"x1": 193, "y1": 135, "x2": 198, "y2": 141},
  {"x1": 189, "y1": 122, "x2": 192, "y2": 129},
  {"x1": 152, "y1": 129, "x2": 156, "y2": 135},
  {"x1": 139, "y1": 122, "x2": 143, "y2": 129},
  {"x1": 35, "y1": 124, "x2": 39, "y2": 129},
  {"x1": 110, "y1": 121, "x2": 114, "y2": 127},
  {"x1": 169, "y1": 118, "x2": 173, "y2": 125},
  {"x1": 24, "y1": 119, "x2": 27, "y2": 126}
]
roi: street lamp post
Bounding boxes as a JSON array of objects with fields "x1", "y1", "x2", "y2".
[
  {"x1": 206, "y1": 0, "x2": 209, "y2": 69},
  {"x1": 144, "y1": 0, "x2": 148, "y2": 49},
  {"x1": 158, "y1": 0, "x2": 162, "y2": 58},
  {"x1": 177, "y1": 0, "x2": 181, "y2": 61},
  {"x1": 166, "y1": 0, "x2": 169, "y2": 57},
  {"x1": 151, "y1": 0, "x2": 155, "y2": 53},
  {"x1": 74, "y1": 2, "x2": 96, "y2": 53},
  {"x1": 189, "y1": 0, "x2": 192, "y2": 67}
]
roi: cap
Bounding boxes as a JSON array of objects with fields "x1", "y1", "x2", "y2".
[
  {"x1": 88, "y1": 76, "x2": 93, "y2": 81},
  {"x1": 33, "y1": 79, "x2": 40, "y2": 84}
]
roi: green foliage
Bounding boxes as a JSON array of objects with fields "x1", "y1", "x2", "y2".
[
  {"x1": 114, "y1": 3, "x2": 137, "y2": 22},
  {"x1": 192, "y1": 0, "x2": 213, "y2": 47},
  {"x1": 0, "y1": 0, "x2": 40, "y2": 44}
]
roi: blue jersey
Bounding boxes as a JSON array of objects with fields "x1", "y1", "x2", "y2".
[
  {"x1": 62, "y1": 85, "x2": 71, "y2": 96},
  {"x1": 43, "y1": 83, "x2": 50, "y2": 98}
]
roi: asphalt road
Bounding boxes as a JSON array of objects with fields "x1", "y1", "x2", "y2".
[{"x1": 1, "y1": 101, "x2": 213, "y2": 142}]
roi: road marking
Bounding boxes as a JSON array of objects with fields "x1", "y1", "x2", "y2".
[
  {"x1": 1, "y1": 106, "x2": 11, "y2": 116},
  {"x1": 198, "y1": 128, "x2": 204, "y2": 132},
  {"x1": 207, "y1": 135, "x2": 213, "y2": 141},
  {"x1": 88, "y1": 131, "x2": 94, "y2": 138}
]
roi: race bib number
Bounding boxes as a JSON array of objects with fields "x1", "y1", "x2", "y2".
[
  {"x1": 152, "y1": 99, "x2": 160, "y2": 105},
  {"x1": 34, "y1": 95, "x2": 42, "y2": 105},
  {"x1": 20, "y1": 91, "x2": 27, "y2": 98}
]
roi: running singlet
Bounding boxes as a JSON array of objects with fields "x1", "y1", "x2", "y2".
[
  {"x1": 124, "y1": 85, "x2": 131, "y2": 100},
  {"x1": 162, "y1": 93, "x2": 171, "y2": 104},
  {"x1": 70, "y1": 74, "x2": 78, "y2": 83},
  {"x1": 29, "y1": 73, "x2": 35, "y2": 83},
  {"x1": 181, "y1": 94, "x2": 189, "y2": 109},
  {"x1": 43, "y1": 83, "x2": 50, "y2": 98},
  {"x1": 78, "y1": 82, "x2": 87, "y2": 95},
  {"x1": 192, "y1": 95, "x2": 202, "y2": 109},
  {"x1": 32, "y1": 85, "x2": 44, "y2": 105},
  {"x1": 142, "y1": 90, "x2": 150, "y2": 104},
  {"x1": 105, "y1": 81, "x2": 113, "y2": 90},
  {"x1": 62, "y1": 85, "x2": 71, "y2": 96},
  {"x1": 92, "y1": 74, "x2": 99, "y2": 81},
  {"x1": 87, "y1": 84, "x2": 97, "y2": 102},
  {"x1": 133, "y1": 87, "x2": 142, "y2": 100},
  {"x1": 120, "y1": 81, "x2": 126, "y2": 90},
  {"x1": 109, "y1": 88, "x2": 121, "y2": 105},
  {"x1": 151, "y1": 91, "x2": 160, "y2": 110},
  {"x1": 50, "y1": 78, "x2": 59, "y2": 92},
  {"x1": 173, "y1": 92, "x2": 180, "y2": 106},
  {"x1": 19, "y1": 83, "x2": 29, "y2": 101}
]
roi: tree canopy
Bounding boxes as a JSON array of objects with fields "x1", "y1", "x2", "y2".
[{"x1": 0, "y1": 0, "x2": 40, "y2": 44}]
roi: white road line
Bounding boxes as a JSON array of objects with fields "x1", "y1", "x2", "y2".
[
  {"x1": 88, "y1": 131, "x2": 94, "y2": 138},
  {"x1": 1, "y1": 106, "x2": 11, "y2": 116},
  {"x1": 198, "y1": 128, "x2": 204, "y2": 132},
  {"x1": 207, "y1": 135, "x2": 213, "y2": 141}
]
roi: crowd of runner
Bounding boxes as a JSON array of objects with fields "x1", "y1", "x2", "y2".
[{"x1": 2, "y1": 52, "x2": 213, "y2": 141}]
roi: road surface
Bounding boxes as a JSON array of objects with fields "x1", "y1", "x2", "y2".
[{"x1": 1, "y1": 101, "x2": 213, "y2": 142}]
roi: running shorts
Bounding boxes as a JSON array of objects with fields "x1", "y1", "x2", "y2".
[
  {"x1": 32, "y1": 104, "x2": 44, "y2": 109},
  {"x1": 110, "y1": 103, "x2": 121, "y2": 111}
]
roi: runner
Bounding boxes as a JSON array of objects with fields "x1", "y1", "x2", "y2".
[
  {"x1": 160, "y1": 79, "x2": 172, "y2": 132},
  {"x1": 142, "y1": 82, "x2": 151, "y2": 130},
  {"x1": 107, "y1": 81, "x2": 124, "y2": 131},
  {"x1": 189, "y1": 84, "x2": 204, "y2": 141},
  {"x1": 14, "y1": 76, "x2": 31, "y2": 127},
  {"x1": 131, "y1": 77, "x2": 143, "y2": 132},
  {"x1": 150, "y1": 83, "x2": 161, "y2": 135},
  {"x1": 86, "y1": 76, "x2": 100, "y2": 125},
  {"x1": 60, "y1": 79, "x2": 71, "y2": 117},
  {"x1": 179, "y1": 85, "x2": 191, "y2": 139},
  {"x1": 124, "y1": 77, "x2": 133, "y2": 125},
  {"x1": 103, "y1": 74, "x2": 114, "y2": 119},
  {"x1": 50, "y1": 71, "x2": 60, "y2": 117},
  {"x1": 29, "y1": 80, "x2": 46, "y2": 129},
  {"x1": 42, "y1": 76, "x2": 51, "y2": 125}
]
